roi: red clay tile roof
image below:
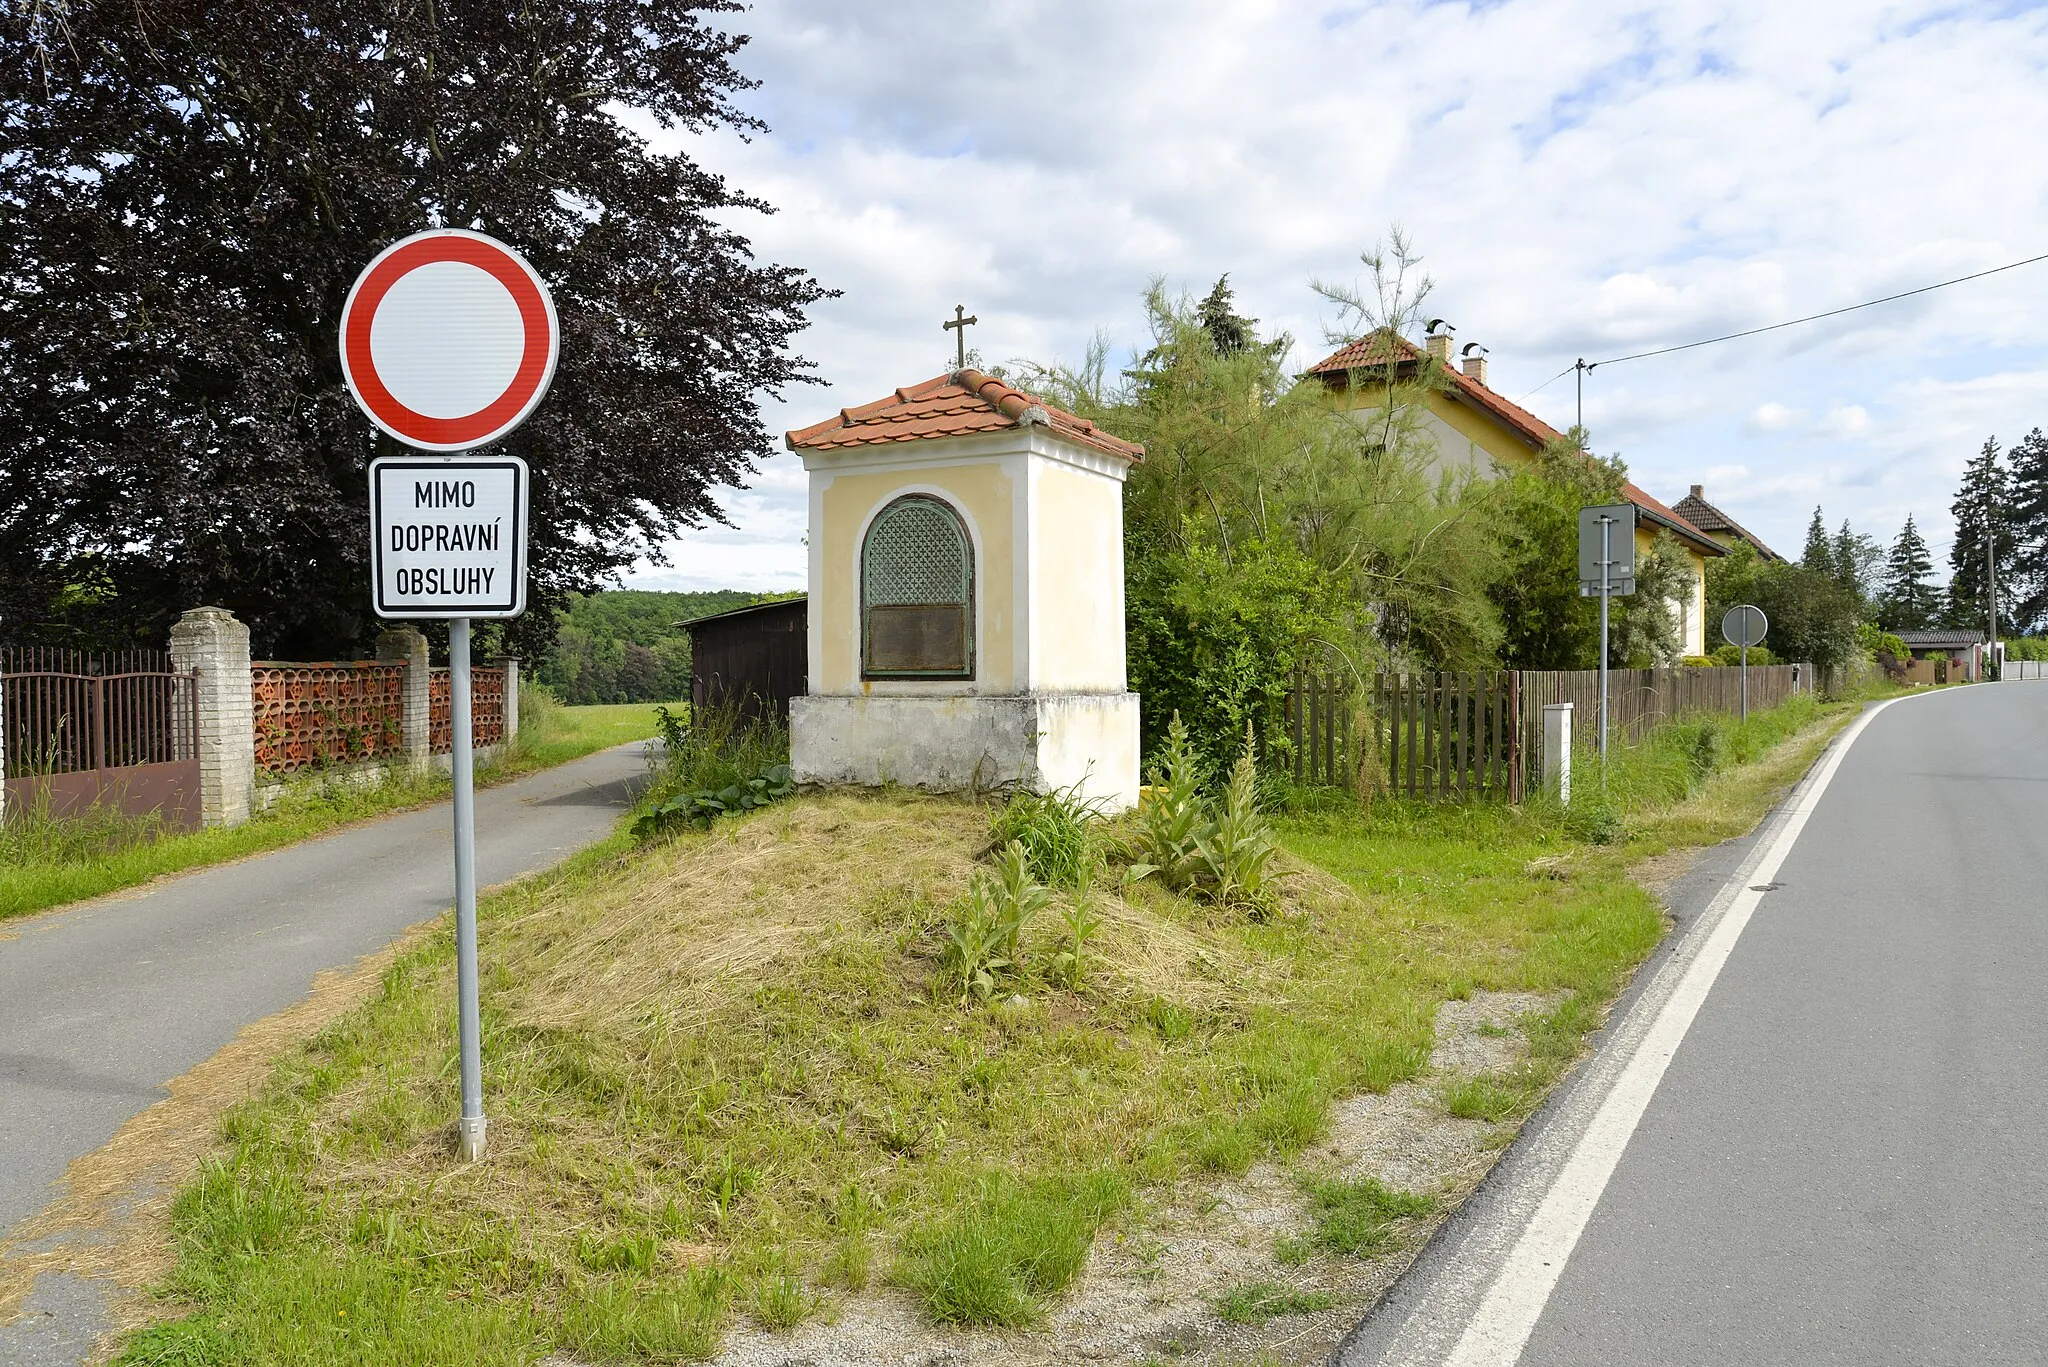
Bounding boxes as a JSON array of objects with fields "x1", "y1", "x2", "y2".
[
  {"x1": 1306, "y1": 333, "x2": 1723, "y2": 557},
  {"x1": 785, "y1": 369, "x2": 1144, "y2": 463},
  {"x1": 1671, "y1": 487, "x2": 1782, "y2": 561}
]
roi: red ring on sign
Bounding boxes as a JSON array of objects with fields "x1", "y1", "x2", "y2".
[{"x1": 342, "y1": 235, "x2": 553, "y2": 448}]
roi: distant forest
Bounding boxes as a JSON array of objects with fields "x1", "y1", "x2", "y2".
[{"x1": 534, "y1": 589, "x2": 793, "y2": 705}]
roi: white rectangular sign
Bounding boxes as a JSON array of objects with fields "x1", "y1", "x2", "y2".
[{"x1": 370, "y1": 456, "x2": 528, "y2": 619}]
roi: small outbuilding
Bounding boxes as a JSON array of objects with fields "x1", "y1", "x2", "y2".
[
  {"x1": 783, "y1": 368, "x2": 1144, "y2": 809},
  {"x1": 1896, "y1": 629, "x2": 1985, "y2": 684},
  {"x1": 679, "y1": 596, "x2": 808, "y2": 728}
]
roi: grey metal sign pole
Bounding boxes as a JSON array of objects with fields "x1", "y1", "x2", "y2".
[
  {"x1": 449, "y1": 616, "x2": 486, "y2": 1161},
  {"x1": 1599, "y1": 517, "x2": 1611, "y2": 765},
  {"x1": 1721, "y1": 605, "x2": 1768, "y2": 724},
  {"x1": 345, "y1": 229, "x2": 554, "y2": 1167},
  {"x1": 1578, "y1": 503, "x2": 1634, "y2": 772}
]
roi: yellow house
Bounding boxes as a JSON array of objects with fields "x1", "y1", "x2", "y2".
[
  {"x1": 784, "y1": 368, "x2": 1145, "y2": 809},
  {"x1": 1304, "y1": 330, "x2": 1724, "y2": 658}
]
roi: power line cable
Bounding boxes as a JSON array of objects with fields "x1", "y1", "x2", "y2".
[
  {"x1": 1588, "y1": 250, "x2": 2048, "y2": 369},
  {"x1": 1515, "y1": 248, "x2": 2048, "y2": 405}
]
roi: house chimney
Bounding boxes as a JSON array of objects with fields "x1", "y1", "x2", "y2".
[
  {"x1": 1424, "y1": 318, "x2": 1455, "y2": 364},
  {"x1": 1690, "y1": 484, "x2": 1704, "y2": 500},
  {"x1": 1460, "y1": 342, "x2": 1489, "y2": 387}
]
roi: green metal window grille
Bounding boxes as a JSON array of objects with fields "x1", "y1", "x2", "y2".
[{"x1": 861, "y1": 495, "x2": 974, "y2": 678}]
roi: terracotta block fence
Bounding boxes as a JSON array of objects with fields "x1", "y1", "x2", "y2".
[{"x1": 7, "y1": 606, "x2": 521, "y2": 828}]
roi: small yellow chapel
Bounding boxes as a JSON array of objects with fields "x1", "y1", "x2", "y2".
[{"x1": 783, "y1": 368, "x2": 1145, "y2": 810}]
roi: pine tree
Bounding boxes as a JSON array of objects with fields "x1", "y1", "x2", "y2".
[
  {"x1": 1800, "y1": 507, "x2": 1835, "y2": 578},
  {"x1": 1880, "y1": 515, "x2": 1941, "y2": 630},
  {"x1": 1945, "y1": 437, "x2": 2010, "y2": 633},
  {"x1": 1197, "y1": 275, "x2": 1258, "y2": 357},
  {"x1": 1832, "y1": 519, "x2": 1882, "y2": 605},
  {"x1": 2008, "y1": 428, "x2": 2048, "y2": 633}
]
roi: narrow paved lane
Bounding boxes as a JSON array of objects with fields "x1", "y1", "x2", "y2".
[
  {"x1": 0, "y1": 742, "x2": 648, "y2": 1251},
  {"x1": 1341, "y1": 683, "x2": 2048, "y2": 1366}
]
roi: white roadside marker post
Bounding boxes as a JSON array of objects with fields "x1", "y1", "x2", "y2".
[{"x1": 341, "y1": 229, "x2": 558, "y2": 1164}]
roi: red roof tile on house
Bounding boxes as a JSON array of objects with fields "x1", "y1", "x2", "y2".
[
  {"x1": 785, "y1": 369, "x2": 1144, "y2": 463},
  {"x1": 1672, "y1": 486, "x2": 1782, "y2": 561},
  {"x1": 1305, "y1": 334, "x2": 1723, "y2": 557}
]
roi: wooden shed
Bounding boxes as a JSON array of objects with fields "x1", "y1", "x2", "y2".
[{"x1": 679, "y1": 597, "x2": 808, "y2": 728}]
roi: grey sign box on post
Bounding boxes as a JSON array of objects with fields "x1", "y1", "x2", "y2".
[{"x1": 1578, "y1": 503, "x2": 1637, "y2": 583}]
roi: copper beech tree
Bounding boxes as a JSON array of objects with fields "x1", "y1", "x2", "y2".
[{"x1": 1, "y1": 0, "x2": 828, "y2": 655}]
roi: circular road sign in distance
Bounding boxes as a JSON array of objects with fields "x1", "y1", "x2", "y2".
[
  {"x1": 340, "y1": 229, "x2": 559, "y2": 452},
  {"x1": 1722, "y1": 603, "x2": 1769, "y2": 648}
]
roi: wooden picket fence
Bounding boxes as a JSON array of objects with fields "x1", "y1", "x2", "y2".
[{"x1": 1286, "y1": 663, "x2": 1811, "y2": 802}]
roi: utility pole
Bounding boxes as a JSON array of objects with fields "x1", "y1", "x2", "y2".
[{"x1": 1987, "y1": 501, "x2": 1999, "y2": 680}]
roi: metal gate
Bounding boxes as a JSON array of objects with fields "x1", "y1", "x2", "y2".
[{"x1": 1, "y1": 647, "x2": 202, "y2": 830}]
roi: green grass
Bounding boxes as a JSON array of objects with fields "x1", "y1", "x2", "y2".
[
  {"x1": 895, "y1": 1171, "x2": 1129, "y2": 1326},
  {"x1": 1211, "y1": 1279, "x2": 1338, "y2": 1325},
  {"x1": 0, "y1": 698, "x2": 672, "y2": 922},
  {"x1": 108, "y1": 688, "x2": 1887, "y2": 1364},
  {"x1": 1299, "y1": 1176, "x2": 1434, "y2": 1257}
]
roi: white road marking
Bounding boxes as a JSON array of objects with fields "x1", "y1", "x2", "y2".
[{"x1": 1442, "y1": 696, "x2": 1905, "y2": 1367}]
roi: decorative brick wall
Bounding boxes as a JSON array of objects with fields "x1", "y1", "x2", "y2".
[
  {"x1": 252, "y1": 662, "x2": 409, "y2": 775},
  {"x1": 429, "y1": 666, "x2": 506, "y2": 753}
]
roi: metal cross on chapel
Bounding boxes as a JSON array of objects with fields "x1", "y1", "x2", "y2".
[{"x1": 943, "y1": 304, "x2": 977, "y2": 370}]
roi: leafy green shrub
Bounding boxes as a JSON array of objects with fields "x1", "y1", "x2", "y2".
[
  {"x1": 1131, "y1": 712, "x2": 1284, "y2": 913},
  {"x1": 988, "y1": 780, "x2": 1102, "y2": 886},
  {"x1": 1197, "y1": 723, "x2": 1280, "y2": 914},
  {"x1": 1130, "y1": 711, "x2": 1211, "y2": 890},
  {"x1": 632, "y1": 763, "x2": 793, "y2": 838},
  {"x1": 941, "y1": 841, "x2": 1051, "y2": 1002},
  {"x1": 1046, "y1": 852, "x2": 1104, "y2": 989},
  {"x1": 1708, "y1": 642, "x2": 1779, "y2": 667},
  {"x1": 634, "y1": 698, "x2": 793, "y2": 838}
]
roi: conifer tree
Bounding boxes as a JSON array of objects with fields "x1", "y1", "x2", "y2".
[
  {"x1": 1800, "y1": 507, "x2": 1835, "y2": 578},
  {"x1": 1880, "y1": 515, "x2": 1941, "y2": 630},
  {"x1": 1832, "y1": 518, "x2": 1882, "y2": 605},
  {"x1": 2008, "y1": 428, "x2": 2048, "y2": 632},
  {"x1": 1946, "y1": 437, "x2": 2011, "y2": 632}
]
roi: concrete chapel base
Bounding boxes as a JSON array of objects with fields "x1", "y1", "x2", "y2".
[{"x1": 791, "y1": 692, "x2": 1140, "y2": 811}]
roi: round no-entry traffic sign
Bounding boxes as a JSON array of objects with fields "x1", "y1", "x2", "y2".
[
  {"x1": 340, "y1": 229, "x2": 558, "y2": 452},
  {"x1": 1722, "y1": 603, "x2": 1768, "y2": 648}
]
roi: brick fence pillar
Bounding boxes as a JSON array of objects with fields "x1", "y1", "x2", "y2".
[
  {"x1": 170, "y1": 607, "x2": 254, "y2": 828},
  {"x1": 499, "y1": 656, "x2": 520, "y2": 747},
  {"x1": 377, "y1": 627, "x2": 431, "y2": 772}
]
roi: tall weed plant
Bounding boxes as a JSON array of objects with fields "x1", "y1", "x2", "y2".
[{"x1": 644, "y1": 697, "x2": 788, "y2": 802}]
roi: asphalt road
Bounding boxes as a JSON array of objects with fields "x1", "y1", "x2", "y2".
[
  {"x1": 1339, "y1": 681, "x2": 2048, "y2": 1367},
  {"x1": 0, "y1": 741, "x2": 650, "y2": 1364}
]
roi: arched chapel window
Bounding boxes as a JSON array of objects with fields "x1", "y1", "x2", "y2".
[{"x1": 862, "y1": 495, "x2": 975, "y2": 679}]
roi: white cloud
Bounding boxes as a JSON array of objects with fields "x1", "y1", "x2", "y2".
[
  {"x1": 615, "y1": 0, "x2": 2048, "y2": 590},
  {"x1": 1745, "y1": 402, "x2": 1808, "y2": 435},
  {"x1": 1816, "y1": 404, "x2": 1872, "y2": 438}
]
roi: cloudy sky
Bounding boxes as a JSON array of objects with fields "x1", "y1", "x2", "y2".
[{"x1": 618, "y1": 0, "x2": 2048, "y2": 593}]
